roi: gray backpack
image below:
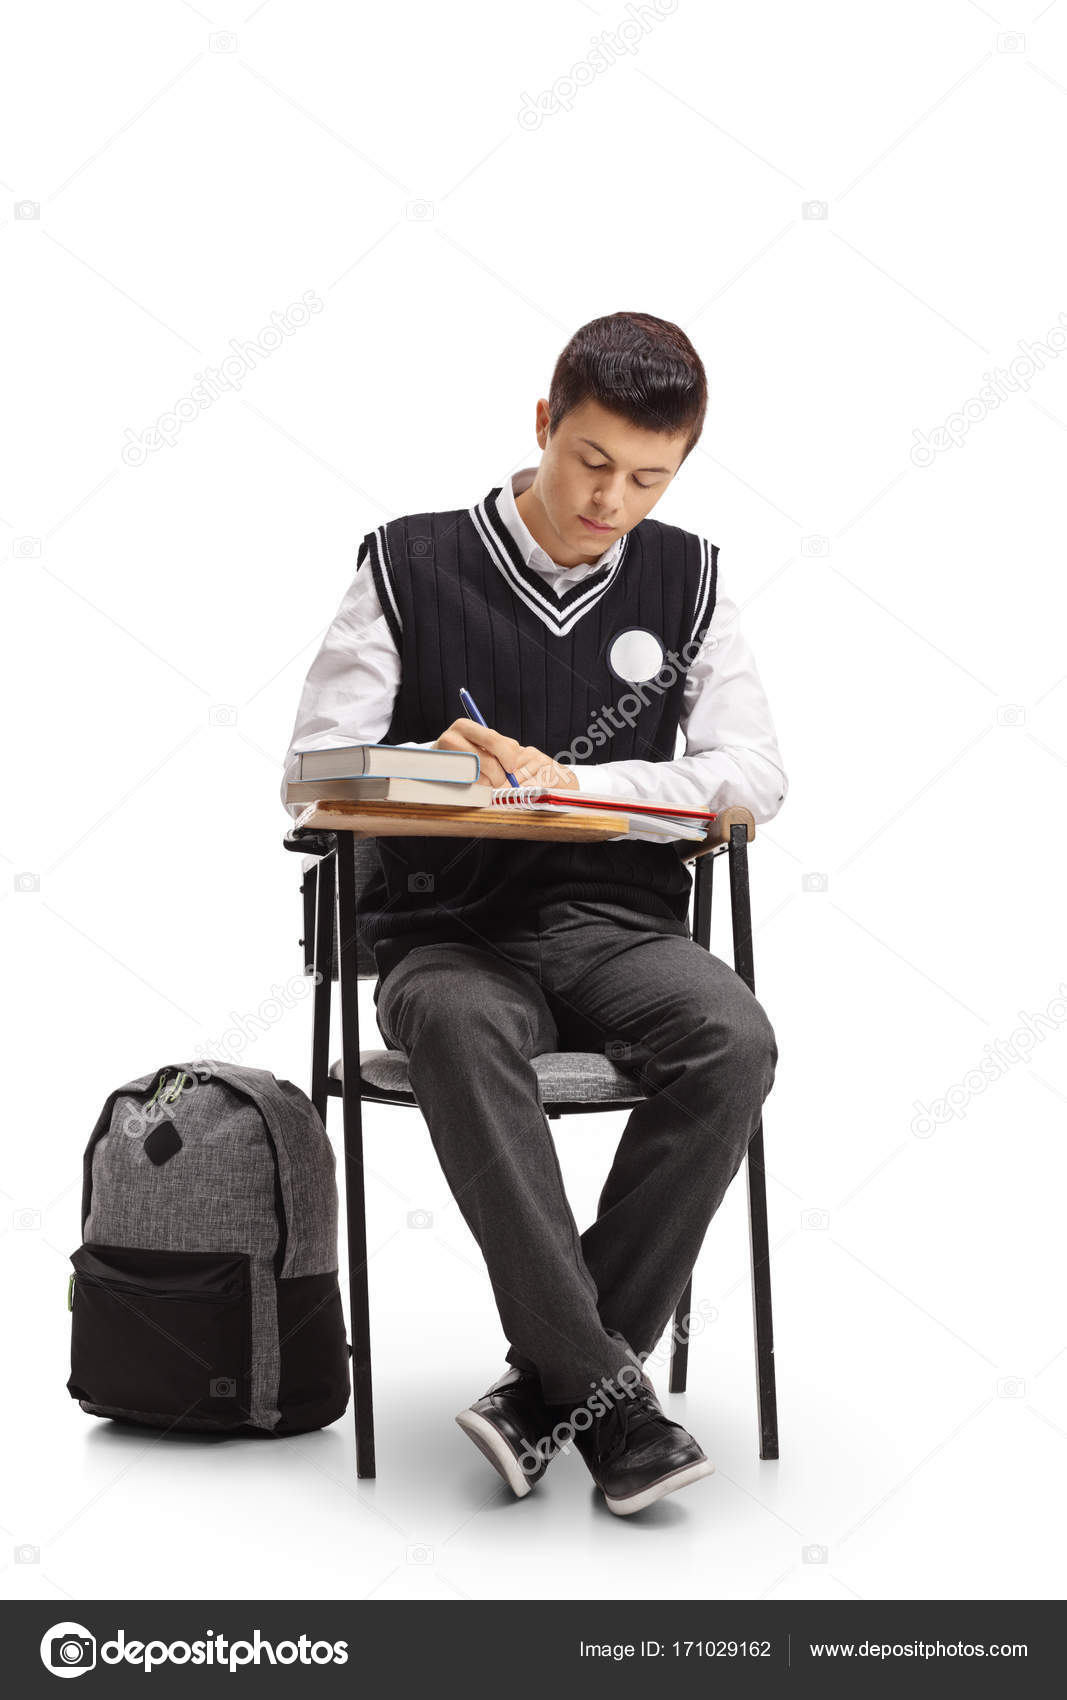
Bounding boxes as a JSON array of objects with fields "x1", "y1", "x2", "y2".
[{"x1": 67, "y1": 1061, "x2": 351, "y2": 1437}]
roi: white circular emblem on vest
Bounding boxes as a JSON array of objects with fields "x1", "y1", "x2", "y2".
[{"x1": 606, "y1": 627, "x2": 666, "y2": 684}]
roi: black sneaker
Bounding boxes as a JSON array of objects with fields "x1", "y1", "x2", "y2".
[
  {"x1": 562, "y1": 1379, "x2": 715, "y2": 1516},
  {"x1": 454, "y1": 1366, "x2": 559, "y2": 1498}
]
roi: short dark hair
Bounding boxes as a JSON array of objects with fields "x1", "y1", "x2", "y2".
[{"x1": 547, "y1": 312, "x2": 707, "y2": 463}]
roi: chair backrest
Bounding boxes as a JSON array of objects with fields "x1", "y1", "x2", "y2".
[
  {"x1": 301, "y1": 839, "x2": 381, "y2": 982},
  {"x1": 349, "y1": 838, "x2": 383, "y2": 980}
]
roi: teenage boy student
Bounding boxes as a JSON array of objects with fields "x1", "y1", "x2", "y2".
[{"x1": 281, "y1": 312, "x2": 788, "y2": 1517}]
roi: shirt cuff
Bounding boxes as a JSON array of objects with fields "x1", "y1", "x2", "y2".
[
  {"x1": 566, "y1": 763, "x2": 639, "y2": 840},
  {"x1": 568, "y1": 763, "x2": 630, "y2": 798}
]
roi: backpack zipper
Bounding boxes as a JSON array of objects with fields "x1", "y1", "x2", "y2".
[
  {"x1": 72, "y1": 1271, "x2": 246, "y2": 1305},
  {"x1": 163, "y1": 1071, "x2": 191, "y2": 1105},
  {"x1": 73, "y1": 1270, "x2": 245, "y2": 1302},
  {"x1": 144, "y1": 1073, "x2": 170, "y2": 1112},
  {"x1": 143, "y1": 1070, "x2": 190, "y2": 1112}
]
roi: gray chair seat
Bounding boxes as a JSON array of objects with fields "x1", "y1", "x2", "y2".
[{"x1": 329, "y1": 1049, "x2": 648, "y2": 1105}]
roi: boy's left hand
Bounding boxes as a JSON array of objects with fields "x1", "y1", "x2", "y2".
[{"x1": 458, "y1": 720, "x2": 579, "y2": 791}]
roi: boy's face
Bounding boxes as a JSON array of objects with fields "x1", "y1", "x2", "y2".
[{"x1": 522, "y1": 396, "x2": 690, "y2": 567}]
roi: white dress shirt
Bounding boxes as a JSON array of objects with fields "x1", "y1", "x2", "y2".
[{"x1": 281, "y1": 468, "x2": 789, "y2": 841}]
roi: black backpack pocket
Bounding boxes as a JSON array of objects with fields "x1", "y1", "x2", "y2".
[{"x1": 67, "y1": 1243, "x2": 252, "y2": 1429}]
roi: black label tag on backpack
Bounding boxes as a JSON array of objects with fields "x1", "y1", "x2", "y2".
[{"x1": 143, "y1": 1118, "x2": 183, "y2": 1166}]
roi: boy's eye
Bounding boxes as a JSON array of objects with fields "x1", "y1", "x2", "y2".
[{"x1": 581, "y1": 458, "x2": 653, "y2": 490}]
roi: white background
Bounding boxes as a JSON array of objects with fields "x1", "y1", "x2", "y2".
[{"x1": 2, "y1": 0, "x2": 1065, "y2": 1606}]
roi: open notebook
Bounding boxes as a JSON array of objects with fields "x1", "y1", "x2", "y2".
[{"x1": 488, "y1": 786, "x2": 714, "y2": 842}]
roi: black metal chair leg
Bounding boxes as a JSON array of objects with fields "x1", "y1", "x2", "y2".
[
  {"x1": 667, "y1": 850, "x2": 714, "y2": 1397},
  {"x1": 745, "y1": 1118, "x2": 778, "y2": 1459},
  {"x1": 728, "y1": 823, "x2": 779, "y2": 1461},
  {"x1": 334, "y1": 830, "x2": 376, "y2": 1479},
  {"x1": 669, "y1": 1274, "x2": 693, "y2": 1392},
  {"x1": 310, "y1": 853, "x2": 335, "y2": 1126}
]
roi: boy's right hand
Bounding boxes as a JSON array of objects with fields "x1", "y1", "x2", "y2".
[{"x1": 432, "y1": 718, "x2": 513, "y2": 787}]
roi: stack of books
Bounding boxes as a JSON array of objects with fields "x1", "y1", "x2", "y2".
[{"x1": 286, "y1": 743, "x2": 716, "y2": 843}]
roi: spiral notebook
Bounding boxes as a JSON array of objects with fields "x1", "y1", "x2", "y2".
[{"x1": 489, "y1": 786, "x2": 714, "y2": 842}]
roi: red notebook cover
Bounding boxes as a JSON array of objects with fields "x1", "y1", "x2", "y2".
[{"x1": 492, "y1": 786, "x2": 717, "y2": 822}]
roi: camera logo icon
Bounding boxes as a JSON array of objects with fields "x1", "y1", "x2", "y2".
[
  {"x1": 41, "y1": 1622, "x2": 96, "y2": 1677},
  {"x1": 407, "y1": 1208, "x2": 433, "y2": 1229},
  {"x1": 994, "y1": 704, "x2": 1025, "y2": 728},
  {"x1": 408, "y1": 871, "x2": 434, "y2": 893},
  {"x1": 15, "y1": 200, "x2": 40, "y2": 220},
  {"x1": 210, "y1": 1377, "x2": 237, "y2": 1398},
  {"x1": 996, "y1": 1376, "x2": 1025, "y2": 1399},
  {"x1": 802, "y1": 200, "x2": 828, "y2": 220}
]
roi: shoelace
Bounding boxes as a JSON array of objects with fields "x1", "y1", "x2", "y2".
[{"x1": 595, "y1": 1384, "x2": 677, "y2": 1465}]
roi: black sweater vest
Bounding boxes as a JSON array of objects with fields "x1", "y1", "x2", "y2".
[{"x1": 355, "y1": 485, "x2": 717, "y2": 971}]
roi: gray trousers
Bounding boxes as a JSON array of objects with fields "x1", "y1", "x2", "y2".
[{"x1": 373, "y1": 896, "x2": 778, "y2": 1405}]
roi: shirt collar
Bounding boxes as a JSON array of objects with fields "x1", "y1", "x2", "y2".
[
  {"x1": 497, "y1": 466, "x2": 624, "y2": 582},
  {"x1": 470, "y1": 475, "x2": 632, "y2": 638}
]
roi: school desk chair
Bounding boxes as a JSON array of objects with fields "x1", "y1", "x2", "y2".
[{"x1": 282, "y1": 808, "x2": 777, "y2": 1480}]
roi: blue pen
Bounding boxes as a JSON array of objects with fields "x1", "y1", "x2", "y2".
[{"x1": 459, "y1": 686, "x2": 520, "y2": 788}]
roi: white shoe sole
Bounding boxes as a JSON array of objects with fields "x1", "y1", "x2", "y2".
[
  {"x1": 454, "y1": 1408, "x2": 535, "y2": 1498},
  {"x1": 604, "y1": 1455, "x2": 716, "y2": 1516}
]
